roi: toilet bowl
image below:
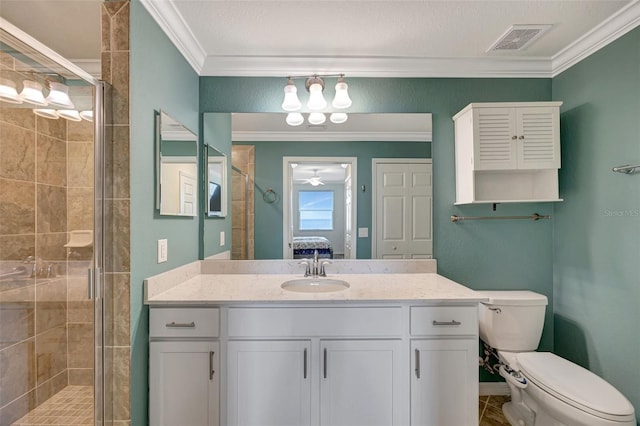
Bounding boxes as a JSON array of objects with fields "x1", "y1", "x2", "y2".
[{"x1": 478, "y1": 291, "x2": 636, "y2": 426}]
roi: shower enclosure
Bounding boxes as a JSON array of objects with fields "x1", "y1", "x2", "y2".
[{"x1": 0, "y1": 19, "x2": 106, "y2": 426}]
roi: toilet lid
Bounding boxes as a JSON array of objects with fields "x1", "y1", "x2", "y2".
[{"x1": 517, "y1": 352, "x2": 635, "y2": 421}]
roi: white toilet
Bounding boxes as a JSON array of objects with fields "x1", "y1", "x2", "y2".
[{"x1": 478, "y1": 290, "x2": 636, "y2": 426}]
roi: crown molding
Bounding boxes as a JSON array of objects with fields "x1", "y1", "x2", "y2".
[
  {"x1": 201, "y1": 55, "x2": 552, "y2": 78},
  {"x1": 551, "y1": 0, "x2": 640, "y2": 77},
  {"x1": 233, "y1": 130, "x2": 432, "y2": 142},
  {"x1": 140, "y1": 0, "x2": 206, "y2": 74}
]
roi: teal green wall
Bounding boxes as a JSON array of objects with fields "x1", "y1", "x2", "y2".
[
  {"x1": 130, "y1": 2, "x2": 200, "y2": 425},
  {"x1": 552, "y1": 27, "x2": 640, "y2": 424},
  {"x1": 233, "y1": 140, "x2": 430, "y2": 259},
  {"x1": 200, "y1": 113, "x2": 233, "y2": 258}
]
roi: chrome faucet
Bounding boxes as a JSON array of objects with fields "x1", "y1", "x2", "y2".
[
  {"x1": 299, "y1": 250, "x2": 331, "y2": 278},
  {"x1": 312, "y1": 250, "x2": 320, "y2": 277}
]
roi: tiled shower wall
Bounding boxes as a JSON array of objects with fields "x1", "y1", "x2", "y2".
[
  {"x1": 102, "y1": 1, "x2": 132, "y2": 425},
  {"x1": 0, "y1": 60, "x2": 95, "y2": 423},
  {"x1": 231, "y1": 146, "x2": 255, "y2": 260}
]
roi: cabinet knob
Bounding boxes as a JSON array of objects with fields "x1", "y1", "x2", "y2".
[
  {"x1": 511, "y1": 135, "x2": 517, "y2": 140},
  {"x1": 519, "y1": 135, "x2": 525, "y2": 139}
]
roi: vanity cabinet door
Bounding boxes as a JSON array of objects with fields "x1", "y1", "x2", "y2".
[
  {"x1": 410, "y1": 339, "x2": 477, "y2": 426},
  {"x1": 227, "y1": 340, "x2": 311, "y2": 426},
  {"x1": 149, "y1": 340, "x2": 219, "y2": 426},
  {"x1": 320, "y1": 339, "x2": 404, "y2": 426}
]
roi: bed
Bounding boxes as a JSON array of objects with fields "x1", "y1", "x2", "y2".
[{"x1": 292, "y1": 236, "x2": 333, "y2": 259}]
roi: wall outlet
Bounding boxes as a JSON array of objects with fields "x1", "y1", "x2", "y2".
[
  {"x1": 220, "y1": 231, "x2": 225, "y2": 246},
  {"x1": 157, "y1": 239, "x2": 168, "y2": 263},
  {"x1": 358, "y1": 227, "x2": 369, "y2": 238}
]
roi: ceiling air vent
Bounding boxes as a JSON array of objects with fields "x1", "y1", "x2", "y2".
[{"x1": 488, "y1": 24, "x2": 552, "y2": 51}]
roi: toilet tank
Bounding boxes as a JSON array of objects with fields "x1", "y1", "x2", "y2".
[{"x1": 478, "y1": 290, "x2": 548, "y2": 351}]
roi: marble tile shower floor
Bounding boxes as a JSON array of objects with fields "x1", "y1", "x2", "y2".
[{"x1": 11, "y1": 386, "x2": 93, "y2": 426}]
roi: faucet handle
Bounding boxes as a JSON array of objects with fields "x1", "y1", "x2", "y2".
[
  {"x1": 319, "y1": 260, "x2": 332, "y2": 277},
  {"x1": 299, "y1": 260, "x2": 311, "y2": 277}
]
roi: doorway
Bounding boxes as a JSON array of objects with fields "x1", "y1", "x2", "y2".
[{"x1": 283, "y1": 157, "x2": 357, "y2": 260}]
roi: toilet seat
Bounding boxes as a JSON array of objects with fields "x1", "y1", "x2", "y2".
[{"x1": 516, "y1": 352, "x2": 635, "y2": 422}]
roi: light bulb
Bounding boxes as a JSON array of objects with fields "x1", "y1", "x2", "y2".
[
  {"x1": 46, "y1": 82, "x2": 74, "y2": 109},
  {"x1": 0, "y1": 78, "x2": 22, "y2": 104},
  {"x1": 80, "y1": 110, "x2": 94, "y2": 122},
  {"x1": 33, "y1": 109, "x2": 59, "y2": 119},
  {"x1": 286, "y1": 112, "x2": 304, "y2": 126},
  {"x1": 57, "y1": 109, "x2": 82, "y2": 122},
  {"x1": 306, "y1": 77, "x2": 327, "y2": 111},
  {"x1": 308, "y1": 112, "x2": 326, "y2": 125},
  {"x1": 19, "y1": 80, "x2": 47, "y2": 106},
  {"x1": 332, "y1": 76, "x2": 352, "y2": 109},
  {"x1": 281, "y1": 78, "x2": 301, "y2": 111},
  {"x1": 330, "y1": 112, "x2": 348, "y2": 124}
]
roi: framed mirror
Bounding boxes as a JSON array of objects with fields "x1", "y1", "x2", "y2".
[
  {"x1": 205, "y1": 144, "x2": 228, "y2": 217},
  {"x1": 155, "y1": 110, "x2": 198, "y2": 216}
]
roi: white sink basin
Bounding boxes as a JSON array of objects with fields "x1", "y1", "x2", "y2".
[{"x1": 281, "y1": 278, "x2": 350, "y2": 293}]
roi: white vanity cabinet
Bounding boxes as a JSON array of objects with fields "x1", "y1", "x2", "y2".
[
  {"x1": 453, "y1": 102, "x2": 563, "y2": 204},
  {"x1": 149, "y1": 303, "x2": 478, "y2": 426},
  {"x1": 149, "y1": 308, "x2": 220, "y2": 426},
  {"x1": 409, "y1": 306, "x2": 479, "y2": 426}
]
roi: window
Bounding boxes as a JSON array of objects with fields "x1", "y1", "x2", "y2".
[{"x1": 299, "y1": 191, "x2": 334, "y2": 230}]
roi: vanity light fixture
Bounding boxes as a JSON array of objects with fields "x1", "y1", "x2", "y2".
[
  {"x1": 281, "y1": 74, "x2": 352, "y2": 126},
  {"x1": 45, "y1": 81, "x2": 74, "y2": 109},
  {"x1": 19, "y1": 80, "x2": 48, "y2": 106},
  {"x1": 0, "y1": 78, "x2": 23, "y2": 104}
]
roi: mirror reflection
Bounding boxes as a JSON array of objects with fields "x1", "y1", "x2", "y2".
[
  {"x1": 203, "y1": 113, "x2": 432, "y2": 260},
  {"x1": 205, "y1": 144, "x2": 228, "y2": 217},
  {"x1": 156, "y1": 110, "x2": 198, "y2": 216}
]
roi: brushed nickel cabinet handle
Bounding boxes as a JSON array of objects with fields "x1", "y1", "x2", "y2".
[
  {"x1": 165, "y1": 321, "x2": 196, "y2": 328},
  {"x1": 415, "y1": 348, "x2": 420, "y2": 378},
  {"x1": 323, "y1": 348, "x2": 327, "y2": 379},
  {"x1": 303, "y1": 348, "x2": 308, "y2": 379},
  {"x1": 209, "y1": 351, "x2": 215, "y2": 380},
  {"x1": 432, "y1": 320, "x2": 461, "y2": 326}
]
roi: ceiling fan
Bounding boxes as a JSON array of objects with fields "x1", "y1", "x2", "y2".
[{"x1": 300, "y1": 169, "x2": 325, "y2": 186}]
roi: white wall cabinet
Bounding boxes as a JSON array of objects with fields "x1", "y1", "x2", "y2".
[
  {"x1": 149, "y1": 304, "x2": 478, "y2": 426},
  {"x1": 453, "y1": 102, "x2": 563, "y2": 204}
]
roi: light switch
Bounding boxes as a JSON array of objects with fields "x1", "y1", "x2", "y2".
[
  {"x1": 358, "y1": 227, "x2": 369, "y2": 238},
  {"x1": 157, "y1": 239, "x2": 168, "y2": 263},
  {"x1": 220, "y1": 231, "x2": 225, "y2": 246}
]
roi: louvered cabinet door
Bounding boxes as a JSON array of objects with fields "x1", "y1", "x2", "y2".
[
  {"x1": 516, "y1": 107, "x2": 561, "y2": 169},
  {"x1": 472, "y1": 107, "x2": 518, "y2": 170}
]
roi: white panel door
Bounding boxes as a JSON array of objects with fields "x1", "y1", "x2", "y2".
[
  {"x1": 374, "y1": 161, "x2": 432, "y2": 259},
  {"x1": 149, "y1": 340, "x2": 219, "y2": 426},
  {"x1": 227, "y1": 340, "x2": 311, "y2": 426},
  {"x1": 179, "y1": 170, "x2": 196, "y2": 215},
  {"x1": 411, "y1": 339, "x2": 478, "y2": 426},
  {"x1": 320, "y1": 339, "x2": 404, "y2": 426}
]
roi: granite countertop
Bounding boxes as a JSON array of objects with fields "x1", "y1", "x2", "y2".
[{"x1": 144, "y1": 260, "x2": 486, "y2": 305}]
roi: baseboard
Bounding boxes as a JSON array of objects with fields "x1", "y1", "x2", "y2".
[{"x1": 479, "y1": 382, "x2": 510, "y2": 396}]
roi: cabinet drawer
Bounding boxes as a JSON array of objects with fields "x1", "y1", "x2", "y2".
[
  {"x1": 228, "y1": 307, "x2": 403, "y2": 338},
  {"x1": 410, "y1": 306, "x2": 477, "y2": 336},
  {"x1": 150, "y1": 308, "x2": 219, "y2": 338}
]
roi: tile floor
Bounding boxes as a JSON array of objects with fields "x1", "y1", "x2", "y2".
[
  {"x1": 12, "y1": 386, "x2": 93, "y2": 426},
  {"x1": 479, "y1": 394, "x2": 511, "y2": 425},
  {"x1": 11, "y1": 386, "x2": 508, "y2": 426}
]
